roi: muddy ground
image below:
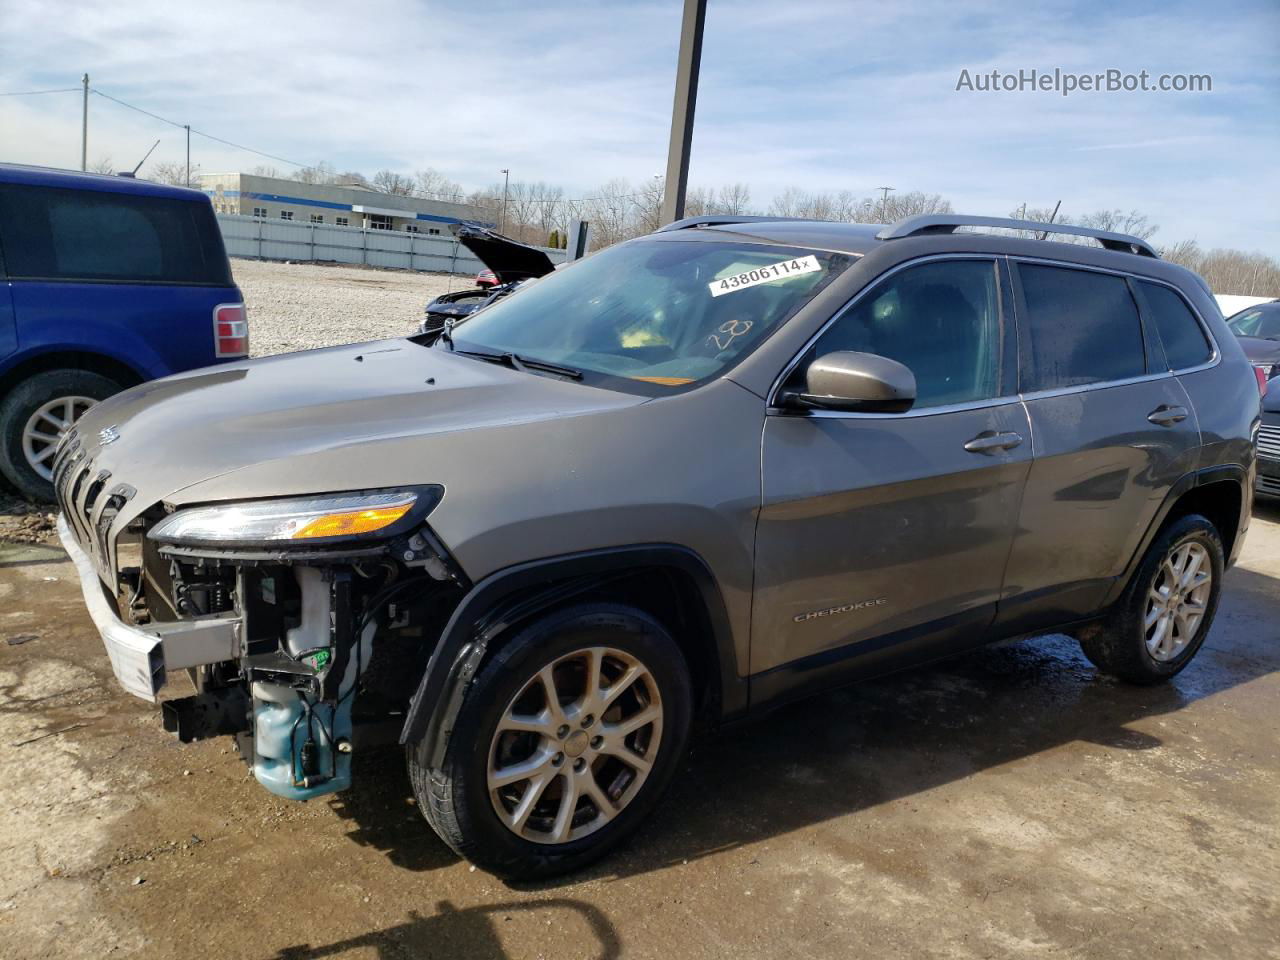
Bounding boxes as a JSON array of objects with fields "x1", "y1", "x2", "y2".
[{"x1": 1, "y1": 506, "x2": 1278, "y2": 959}]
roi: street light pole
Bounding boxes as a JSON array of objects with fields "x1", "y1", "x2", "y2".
[
  {"x1": 81, "y1": 73, "x2": 89, "y2": 171},
  {"x1": 660, "y1": 0, "x2": 707, "y2": 225},
  {"x1": 185, "y1": 124, "x2": 191, "y2": 186},
  {"x1": 499, "y1": 168, "x2": 510, "y2": 234}
]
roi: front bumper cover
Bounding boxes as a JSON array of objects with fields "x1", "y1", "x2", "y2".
[{"x1": 57, "y1": 515, "x2": 242, "y2": 701}]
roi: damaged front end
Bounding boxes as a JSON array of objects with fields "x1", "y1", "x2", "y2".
[{"x1": 57, "y1": 482, "x2": 466, "y2": 801}]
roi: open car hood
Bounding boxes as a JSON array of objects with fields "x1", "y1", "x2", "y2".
[{"x1": 454, "y1": 224, "x2": 555, "y2": 284}]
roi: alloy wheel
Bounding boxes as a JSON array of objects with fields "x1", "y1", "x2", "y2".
[
  {"x1": 21, "y1": 396, "x2": 95, "y2": 481},
  {"x1": 1144, "y1": 540, "x2": 1212, "y2": 662},
  {"x1": 487, "y1": 646, "x2": 664, "y2": 845}
]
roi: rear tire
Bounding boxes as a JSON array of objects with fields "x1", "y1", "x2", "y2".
[
  {"x1": 407, "y1": 603, "x2": 693, "y2": 880},
  {"x1": 1077, "y1": 514, "x2": 1223, "y2": 684},
  {"x1": 0, "y1": 369, "x2": 122, "y2": 501}
]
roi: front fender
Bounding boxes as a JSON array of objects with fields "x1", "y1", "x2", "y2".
[{"x1": 399, "y1": 544, "x2": 747, "y2": 764}]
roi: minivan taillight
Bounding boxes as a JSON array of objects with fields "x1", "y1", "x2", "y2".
[
  {"x1": 1255, "y1": 365, "x2": 1269, "y2": 399},
  {"x1": 214, "y1": 303, "x2": 249, "y2": 358}
]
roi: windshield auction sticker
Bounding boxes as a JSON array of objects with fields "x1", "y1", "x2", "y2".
[{"x1": 709, "y1": 255, "x2": 821, "y2": 297}]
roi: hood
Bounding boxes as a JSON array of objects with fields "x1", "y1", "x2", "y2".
[
  {"x1": 68, "y1": 338, "x2": 644, "y2": 526},
  {"x1": 1235, "y1": 335, "x2": 1280, "y2": 366},
  {"x1": 454, "y1": 224, "x2": 555, "y2": 284}
]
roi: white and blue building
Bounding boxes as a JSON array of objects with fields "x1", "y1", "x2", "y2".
[{"x1": 198, "y1": 172, "x2": 490, "y2": 233}]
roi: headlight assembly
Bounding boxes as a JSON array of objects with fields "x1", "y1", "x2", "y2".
[{"x1": 148, "y1": 489, "x2": 436, "y2": 548}]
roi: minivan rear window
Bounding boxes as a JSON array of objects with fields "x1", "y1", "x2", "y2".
[
  {"x1": 1135, "y1": 280, "x2": 1213, "y2": 370},
  {"x1": 0, "y1": 184, "x2": 231, "y2": 285},
  {"x1": 1017, "y1": 264, "x2": 1146, "y2": 391}
]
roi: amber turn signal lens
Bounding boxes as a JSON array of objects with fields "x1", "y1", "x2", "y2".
[{"x1": 290, "y1": 503, "x2": 413, "y2": 539}]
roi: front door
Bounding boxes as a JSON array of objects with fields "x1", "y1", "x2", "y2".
[{"x1": 752, "y1": 257, "x2": 1032, "y2": 682}]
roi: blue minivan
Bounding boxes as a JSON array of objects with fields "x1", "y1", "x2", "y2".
[{"x1": 0, "y1": 164, "x2": 246, "y2": 499}]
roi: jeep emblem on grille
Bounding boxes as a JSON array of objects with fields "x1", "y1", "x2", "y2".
[{"x1": 98, "y1": 426, "x2": 120, "y2": 446}]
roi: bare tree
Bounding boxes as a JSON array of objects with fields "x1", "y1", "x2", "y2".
[
  {"x1": 1079, "y1": 209, "x2": 1158, "y2": 240},
  {"x1": 714, "y1": 183, "x2": 753, "y2": 215},
  {"x1": 415, "y1": 168, "x2": 465, "y2": 202},
  {"x1": 249, "y1": 164, "x2": 283, "y2": 178},
  {"x1": 1182, "y1": 248, "x2": 1280, "y2": 296},
  {"x1": 634, "y1": 177, "x2": 666, "y2": 235},
  {"x1": 880, "y1": 191, "x2": 953, "y2": 222},
  {"x1": 291, "y1": 162, "x2": 336, "y2": 184},
  {"x1": 148, "y1": 160, "x2": 199, "y2": 186},
  {"x1": 580, "y1": 179, "x2": 637, "y2": 248},
  {"x1": 372, "y1": 169, "x2": 415, "y2": 195},
  {"x1": 1160, "y1": 239, "x2": 1203, "y2": 268},
  {"x1": 88, "y1": 156, "x2": 115, "y2": 174}
]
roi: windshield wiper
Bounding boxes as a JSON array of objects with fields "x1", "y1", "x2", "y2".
[{"x1": 453, "y1": 348, "x2": 583, "y2": 380}]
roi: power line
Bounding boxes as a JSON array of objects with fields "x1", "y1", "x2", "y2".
[
  {"x1": 0, "y1": 87, "x2": 80, "y2": 96},
  {"x1": 30, "y1": 83, "x2": 654, "y2": 206},
  {"x1": 90, "y1": 88, "x2": 312, "y2": 169}
]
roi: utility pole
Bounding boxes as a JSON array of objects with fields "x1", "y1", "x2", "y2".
[
  {"x1": 660, "y1": 0, "x2": 707, "y2": 225},
  {"x1": 876, "y1": 185, "x2": 894, "y2": 221},
  {"x1": 81, "y1": 73, "x2": 89, "y2": 171},
  {"x1": 499, "y1": 168, "x2": 510, "y2": 234},
  {"x1": 185, "y1": 125, "x2": 191, "y2": 186}
]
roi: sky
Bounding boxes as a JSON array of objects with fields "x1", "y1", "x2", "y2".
[{"x1": 1, "y1": 0, "x2": 1277, "y2": 253}]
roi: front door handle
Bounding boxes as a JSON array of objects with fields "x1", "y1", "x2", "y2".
[
  {"x1": 964, "y1": 431, "x2": 1024, "y2": 454},
  {"x1": 1147, "y1": 405, "x2": 1189, "y2": 426}
]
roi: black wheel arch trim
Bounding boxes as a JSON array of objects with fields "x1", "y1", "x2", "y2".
[
  {"x1": 398, "y1": 543, "x2": 748, "y2": 761},
  {"x1": 1104, "y1": 463, "x2": 1249, "y2": 607}
]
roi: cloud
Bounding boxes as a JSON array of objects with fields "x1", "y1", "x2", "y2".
[{"x1": 1, "y1": 0, "x2": 1277, "y2": 252}]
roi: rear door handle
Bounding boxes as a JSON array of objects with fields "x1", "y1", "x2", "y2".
[
  {"x1": 1147, "y1": 405, "x2": 1189, "y2": 426},
  {"x1": 964, "y1": 431, "x2": 1024, "y2": 454}
]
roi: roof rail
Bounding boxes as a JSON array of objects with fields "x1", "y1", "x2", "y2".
[
  {"x1": 876, "y1": 214, "x2": 1159, "y2": 258},
  {"x1": 655, "y1": 215, "x2": 819, "y2": 233}
]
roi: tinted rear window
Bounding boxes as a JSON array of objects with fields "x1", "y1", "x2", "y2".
[
  {"x1": 1018, "y1": 264, "x2": 1146, "y2": 391},
  {"x1": 0, "y1": 184, "x2": 231, "y2": 284},
  {"x1": 1136, "y1": 280, "x2": 1213, "y2": 370}
]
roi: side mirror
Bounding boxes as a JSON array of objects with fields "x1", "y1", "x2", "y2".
[{"x1": 785, "y1": 351, "x2": 916, "y2": 413}]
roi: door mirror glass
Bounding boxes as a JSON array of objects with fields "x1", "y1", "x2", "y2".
[{"x1": 791, "y1": 351, "x2": 916, "y2": 413}]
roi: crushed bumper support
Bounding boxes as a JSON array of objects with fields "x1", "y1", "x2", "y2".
[{"x1": 57, "y1": 515, "x2": 242, "y2": 701}]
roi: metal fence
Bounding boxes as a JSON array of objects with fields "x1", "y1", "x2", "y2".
[{"x1": 215, "y1": 213, "x2": 565, "y2": 276}]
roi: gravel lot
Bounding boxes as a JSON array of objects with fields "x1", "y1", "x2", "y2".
[{"x1": 232, "y1": 258, "x2": 462, "y2": 357}]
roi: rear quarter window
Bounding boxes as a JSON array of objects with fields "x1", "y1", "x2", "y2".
[
  {"x1": 1017, "y1": 263, "x2": 1146, "y2": 391},
  {"x1": 1135, "y1": 280, "x2": 1213, "y2": 370},
  {"x1": 0, "y1": 183, "x2": 231, "y2": 285}
]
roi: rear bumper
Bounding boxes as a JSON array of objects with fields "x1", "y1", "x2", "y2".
[{"x1": 57, "y1": 515, "x2": 242, "y2": 701}]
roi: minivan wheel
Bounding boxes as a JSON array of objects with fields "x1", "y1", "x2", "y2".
[
  {"x1": 408, "y1": 603, "x2": 693, "y2": 880},
  {"x1": 1077, "y1": 514, "x2": 1224, "y2": 685},
  {"x1": 0, "y1": 370, "x2": 123, "y2": 501}
]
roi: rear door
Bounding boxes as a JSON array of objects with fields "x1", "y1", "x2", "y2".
[
  {"x1": 0, "y1": 183, "x2": 238, "y2": 376},
  {"x1": 753, "y1": 256, "x2": 1032, "y2": 681},
  {"x1": 996, "y1": 260, "x2": 1201, "y2": 632}
]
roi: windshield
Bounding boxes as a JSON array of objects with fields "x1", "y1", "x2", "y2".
[
  {"x1": 446, "y1": 238, "x2": 854, "y2": 392},
  {"x1": 1227, "y1": 302, "x2": 1280, "y2": 339}
]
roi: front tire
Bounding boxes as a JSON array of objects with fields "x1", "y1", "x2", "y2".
[
  {"x1": 408, "y1": 603, "x2": 693, "y2": 880},
  {"x1": 0, "y1": 369, "x2": 122, "y2": 501},
  {"x1": 1077, "y1": 513, "x2": 1224, "y2": 684}
]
